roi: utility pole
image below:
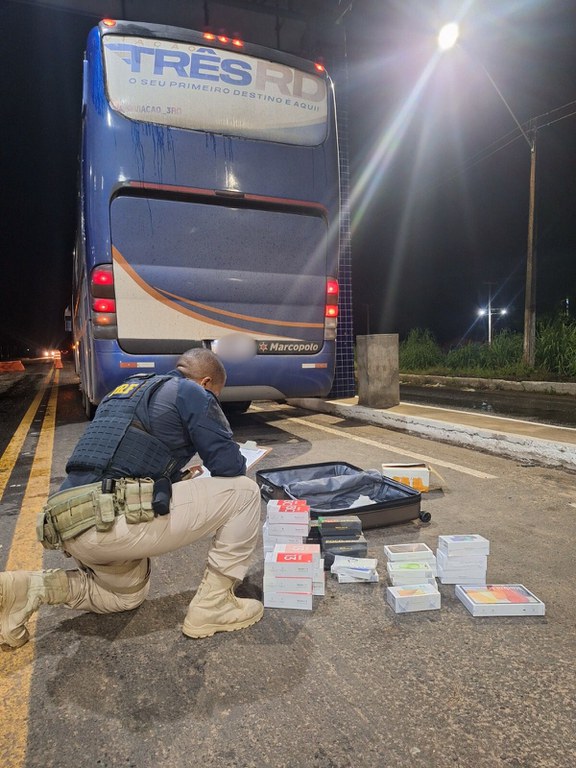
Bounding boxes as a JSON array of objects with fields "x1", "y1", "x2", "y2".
[{"x1": 523, "y1": 121, "x2": 537, "y2": 367}]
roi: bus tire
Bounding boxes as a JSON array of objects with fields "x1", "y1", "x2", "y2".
[{"x1": 224, "y1": 401, "x2": 251, "y2": 414}]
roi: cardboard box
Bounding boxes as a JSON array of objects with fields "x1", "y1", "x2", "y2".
[
  {"x1": 381, "y1": 463, "x2": 430, "y2": 492},
  {"x1": 263, "y1": 575, "x2": 312, "y2": 593},
  {"x1": 321, "y1": 536, "x2": 368, "y2": 559},
  {"x1": 267, "y1": 499, "x2": 311, "y2": 525},
  {"x1": 264, "y1": 551, "x2": 315, "y2": 578},
  {"x1": 273, "y1": 543, "x2": 322, "y2": 568},
  {"x1": 386, "y1": 584, "x2": 441, "y2": 613},
  {"x1": 265, "y1": 521, "x2": 310, "y2": 538},
  {"x1": 384, "y1": 543, "x2": 435, "y2": 562},
  {"x1": 263, "y1": 590, "x2": 313, "y2": 610},
  {"x1": 318, "y1": 515, "x2": 363, "y2": 535}
]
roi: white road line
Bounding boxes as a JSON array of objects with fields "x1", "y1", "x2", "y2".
[{"x1": 253, "y1": 407, "x2": 497, "y2": 480}]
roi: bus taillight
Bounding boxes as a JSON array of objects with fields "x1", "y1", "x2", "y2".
[
  {"x1": 324, "y1": 278, "x2": 339, "y2": 340},
  {"x1": 91, "y1": 265, "x2": 115, "y2": 298},
  {"x1": 326, "y1": 278, "x2": 339, "y2": 298},
  {"x1": 90, "y1": 265, "x2": 117, "y2": 338},
  {"x1": 93, "y1": 298, "x2": 116, "y2": 313}
]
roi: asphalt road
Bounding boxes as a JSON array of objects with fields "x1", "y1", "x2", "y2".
[{"x1": 1, "y1": 361, "x2": 576, "y2": 768}]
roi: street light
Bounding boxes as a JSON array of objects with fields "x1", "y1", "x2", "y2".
[
  {"x1": 438, "y1": 22, "x2": 537, "y2": 367},
  {"x1": 478, "y1": 306, "x2": 507, "y2": 346},
  {"x1": 437, "y1": 22, "x2": 459, "y2": 51}
]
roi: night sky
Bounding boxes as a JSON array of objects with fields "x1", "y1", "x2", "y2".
[{"x1": 1, "y1": 0, "x2": 575, "y2": 355}]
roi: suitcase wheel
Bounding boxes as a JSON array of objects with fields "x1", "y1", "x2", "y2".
[{"x1": 419, "y1": 511, "x2": 432, "y2": 523}]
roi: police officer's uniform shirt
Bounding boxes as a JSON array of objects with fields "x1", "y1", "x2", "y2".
[{"x1": 144, "y1": 371, "x2": 246, "y2": 478}]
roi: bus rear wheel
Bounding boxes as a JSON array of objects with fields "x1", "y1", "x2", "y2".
[{"x1": 224, "y1": 401, "x2": 251, "y2": 414}]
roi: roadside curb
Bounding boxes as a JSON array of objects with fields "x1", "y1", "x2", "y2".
[
  {"x1": 399, "y1": 374, "x2": 576, "y2": 396},
  {"x1": 288, "y1": 397, "x2": 576, "y2": 472}
]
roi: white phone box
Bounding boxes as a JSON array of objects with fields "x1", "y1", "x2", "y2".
[
  {"x1": 438, "y1": 535, "x2": 490, "y2": 555},
  {"x1": 456, "y1": 584, "x2": 545, "y2": 616},
  {"x1": 263, "y1": 576, "x2": 312, "y2": 593},
  {"x1": 436, "y1": 549, "x2": 488, "y2": 568},
  {"x1": 263, "y1": 590, "x2": 313, "y2": 610},
  {"x1": 389, "y1": 574, "x2": 437, "y2": 587},
  {"x1": 386, "y1": 584, "x2": 441, "y2": 613},
  {"x1": 337, "y1": 572, "x2": 379, "y2": 584},
  {"x1": 265, "y1": 521, "x2": 310, "y2": 537},
  {"x1": 330, "y1": 555, "x2": 378, "y2": 573},
  {"x1": 384, "y1": 543, "x2": 435, "y2": 562},
  {"x1": 387, "y1": 561, "x2": 437, "y2": 577}
]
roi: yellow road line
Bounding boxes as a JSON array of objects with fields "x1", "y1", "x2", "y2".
[
  {"x1": 0, "y1": 370, "x2": 51, "y2": 501},
  {"x1": 0, "y1": 370, "x2": 60, "y2": 767}
]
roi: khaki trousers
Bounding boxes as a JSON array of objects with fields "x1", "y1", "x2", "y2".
[{"x1": 62, "y1": 475, "x2": 261, "y2": 614}]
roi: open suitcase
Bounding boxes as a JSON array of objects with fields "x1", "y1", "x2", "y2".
[{"x1": 255, "y1": 461, "x2": 430, "y2": 530}]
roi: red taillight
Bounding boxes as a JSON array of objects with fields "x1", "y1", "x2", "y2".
[
  {"x1": 93, "y1": 298, "x2": 116, "y2": 313},
  {"x1": 325, "y1": 305, "x2": 338, "y2": 318},
  {"x1": 102, "y1": 18, "x2": 116, "y2": 27},
  {"x1": 326, "y1": 279, "x2": 339, "y2": 297},
  {"x1": 92, "y1": 268, "x2": 114, "y2": 287}
]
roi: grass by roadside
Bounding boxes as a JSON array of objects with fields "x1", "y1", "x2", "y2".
[{"x1": 399, "y1": 321, "x2": 576, "y2": 382}]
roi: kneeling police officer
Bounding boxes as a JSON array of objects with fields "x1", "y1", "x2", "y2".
[{"x1": 0, "y1": 348, "x2": 263, "y2": 649}]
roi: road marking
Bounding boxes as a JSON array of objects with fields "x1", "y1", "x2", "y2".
[
  {"x1": 254, "y1": 407, "x2": 497, "y2": 480},
  {"x1": 0, "y1": 371, "x2": 51, "y2": 501},
  {"x1": 0, "y1": 370, "x2": 60, "y2": 768}
]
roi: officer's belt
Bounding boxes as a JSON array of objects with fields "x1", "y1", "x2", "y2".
[{"x1": 37, "y1": 478, "x2": 155, "y2": 551}]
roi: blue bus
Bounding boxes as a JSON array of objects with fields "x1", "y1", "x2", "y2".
[{"x1": 72, "y1": 19, "x2": 340, "y2": 417}]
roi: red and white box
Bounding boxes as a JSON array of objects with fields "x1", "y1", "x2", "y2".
[
  {"x1": 266, "y1": 499, "x2": 310, "y2": 525},
  {"x1": 264, "y1": 551, "x2": 316, "y2": 578},
  {"x1": 273, "y1": 543, "x2": 321, "y2": 567}
]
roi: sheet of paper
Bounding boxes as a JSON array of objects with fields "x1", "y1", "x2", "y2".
[{"x1": 181, "y1": 441, "x2": 271, "y2": 478}]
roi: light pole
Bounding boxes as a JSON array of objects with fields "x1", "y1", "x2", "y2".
[
  {"x1": 438, "y1": 23, "x2": 537, "y2": 366},
  {"x1": 478, "y1": 287, "x2": 507, "y2": 345}
]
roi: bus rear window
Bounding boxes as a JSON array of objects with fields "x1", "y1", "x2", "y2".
[{"x1": 102, "y1": 35, "x2": 328, "y2": 146}]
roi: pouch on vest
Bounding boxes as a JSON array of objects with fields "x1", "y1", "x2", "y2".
[
  {"x1": 37, "y1": 511, "x2": 62, "y2": 550},
  {"x1": 121, "y1": 478, "x2": 155, "y2": 524},
  {"x1": 94, "y1": 492, "x2": 116, "y2": 532}
]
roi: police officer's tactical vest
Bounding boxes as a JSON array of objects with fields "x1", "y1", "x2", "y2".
[{"x1": 66, "y1": 374, "x2": 179, "y2": 481}]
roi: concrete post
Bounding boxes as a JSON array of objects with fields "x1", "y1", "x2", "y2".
[{"x1": 356, "y1": 334, "x2": 399, "y2": 409}]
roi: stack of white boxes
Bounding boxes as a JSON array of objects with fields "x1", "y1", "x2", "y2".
[
  {"x1": 263, "y1": 543, "x2": 324, "y2": 609},
  {"x1": 436, "y1": 535, "x2": 489, "y2": 585},
  {"x1": 386, "y1": 558, "x2": 437, "y2": 586},
  {"x1": 262, "y1": 499, "x2": 311, "y2": 555},
  {"x1": 384, "y1": 543, "x2": 441, "y2": 613}
]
